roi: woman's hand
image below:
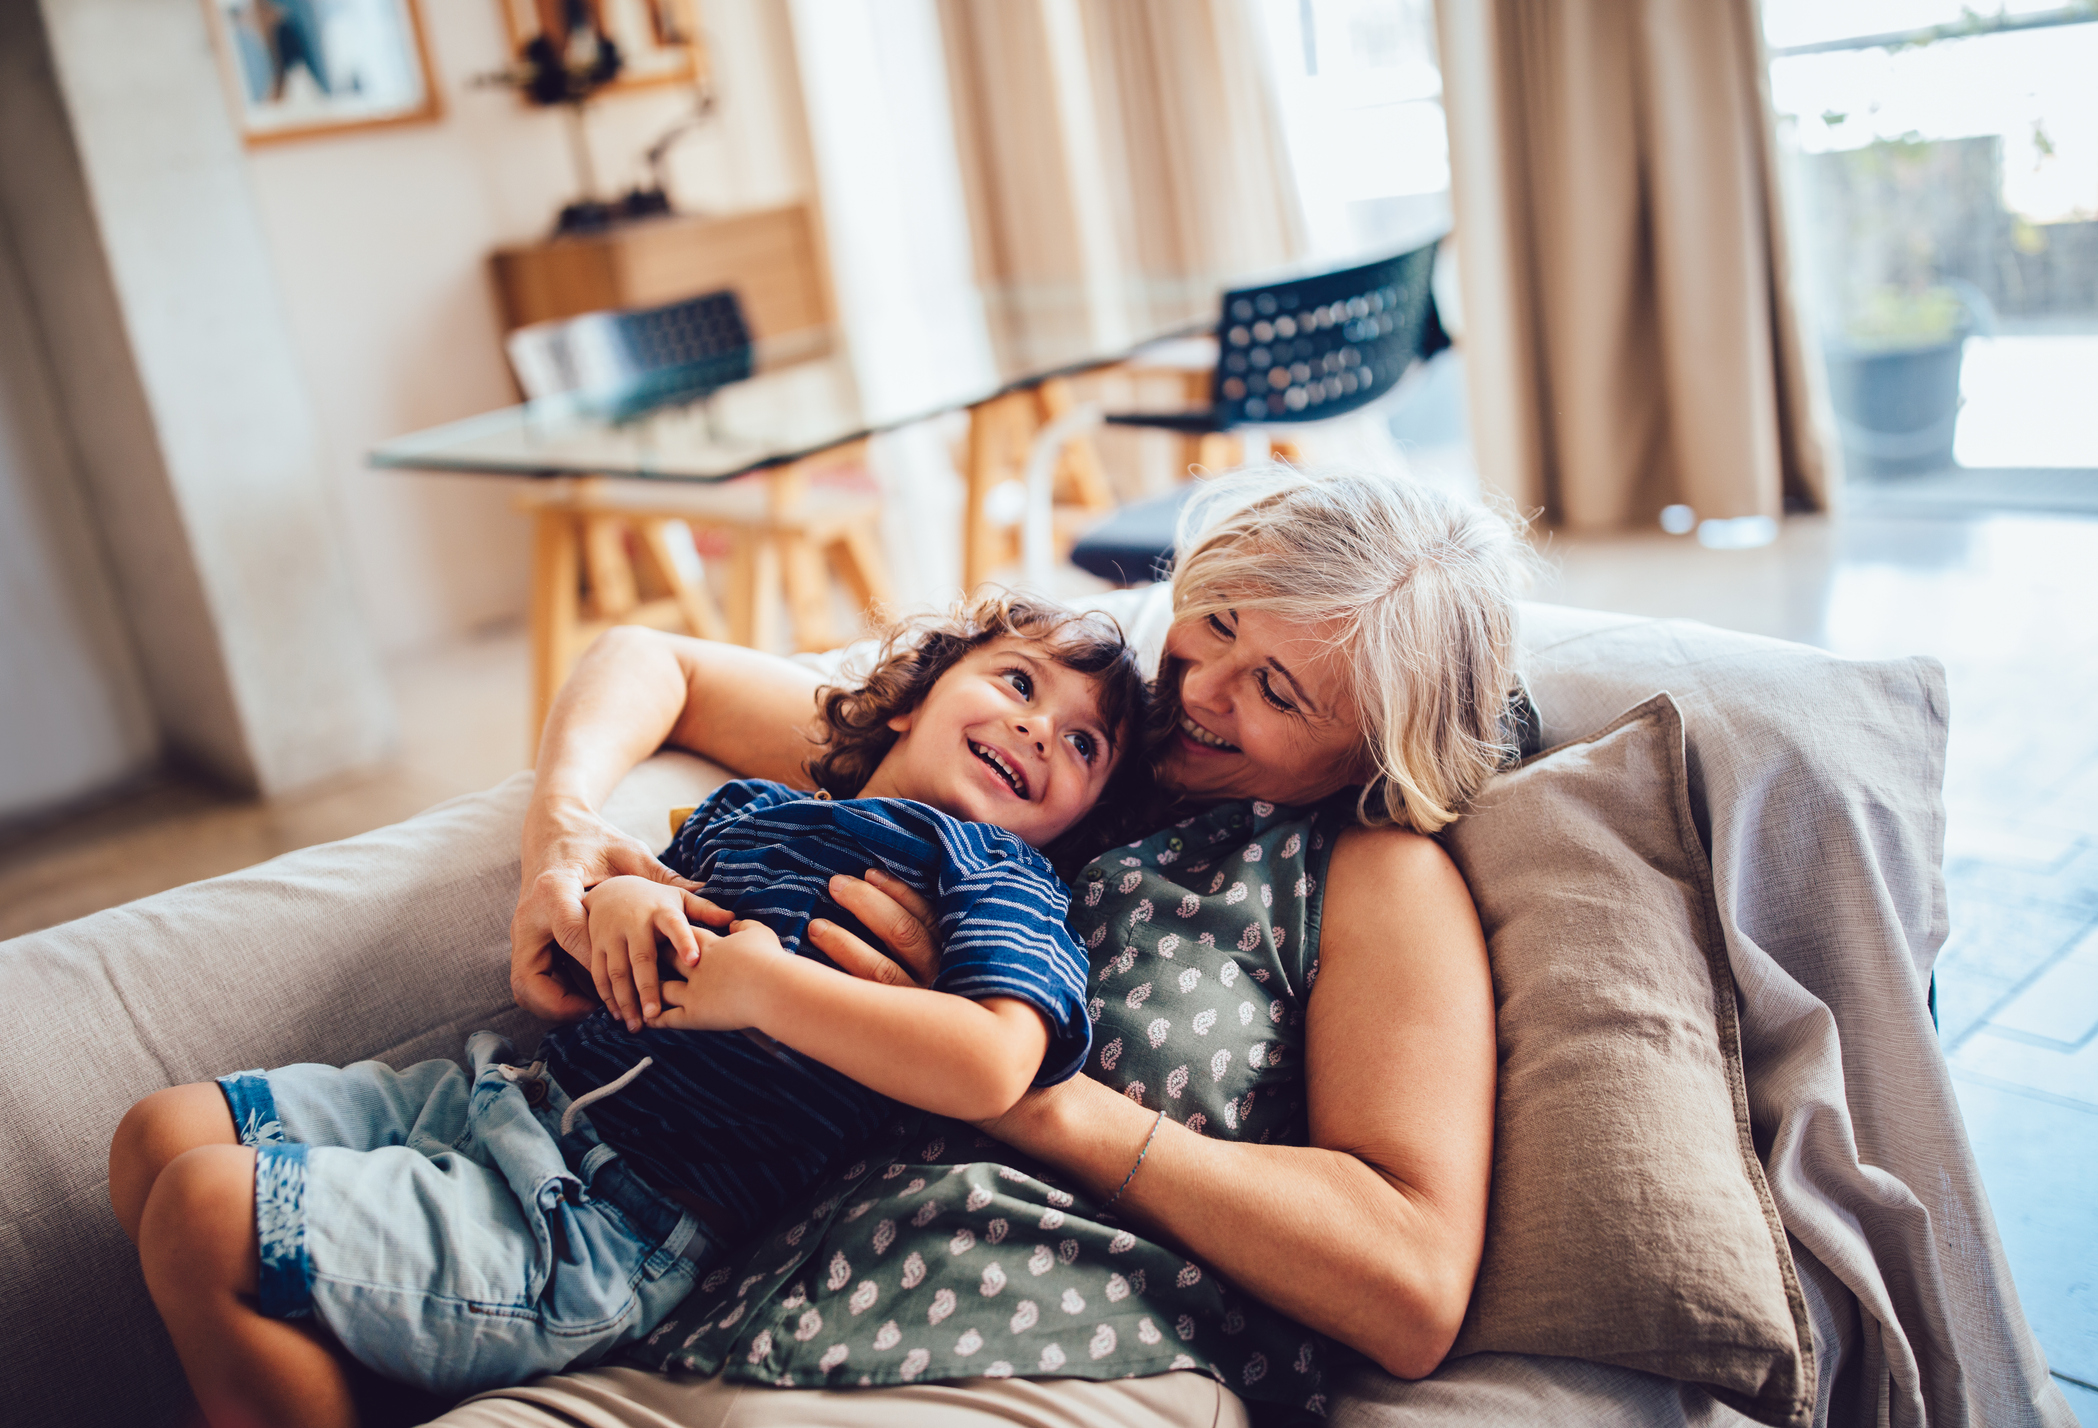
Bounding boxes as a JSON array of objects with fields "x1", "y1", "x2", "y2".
[
  {"x1": 802, "y1": 869, "x2": 942, "y2": 989},
  {"x1": 511, "y1": 795, "x2": 725, "y2": 1029}
]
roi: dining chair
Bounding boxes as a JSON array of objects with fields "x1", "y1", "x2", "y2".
[
  {"x1": 1058, "y1": 242, "x2": 1450, "y2": 586},
  {"x1": 1109, "y1": 240, "x2": 1444, "y2": 443},
  {"x1": 504, "y1": 290, "x2": 891, "y2": 736}
]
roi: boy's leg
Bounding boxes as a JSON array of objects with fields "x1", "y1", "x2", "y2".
[
  {"x1": 110, "y1": 1054, "x2": 462, "y2": 1245},
  {"x1": 109, "y1": 1082, "x2": 239, "y2": 1243},
  {"x1": 138, "y1": 1143, "x2": 356, "y2": 1428}
]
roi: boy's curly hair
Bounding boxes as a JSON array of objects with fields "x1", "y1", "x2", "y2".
[{"x1": 806, "y1": 591, "x2": 1156, "y2": 865}]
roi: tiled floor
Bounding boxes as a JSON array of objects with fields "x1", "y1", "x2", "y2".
[{"x1": 2, "y1": 498, "x2": 2092, "y2": 1419}]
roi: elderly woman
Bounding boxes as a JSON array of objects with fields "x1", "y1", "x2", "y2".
[{"x1": 447, "y1": 466, "x2": 1526, "y2": 1428}]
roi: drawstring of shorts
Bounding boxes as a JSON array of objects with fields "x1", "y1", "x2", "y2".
[
  {"x1": 557, "y1": 1057, "x2": 654, "y2": 1136},
  {"x1": 497, "y1": 1055, "x2": 656, "y2": 1136}
]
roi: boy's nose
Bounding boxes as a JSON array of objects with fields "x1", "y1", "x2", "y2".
[{"x1": 1013, "y1": 719, "x2": 1048, "y2": 755}]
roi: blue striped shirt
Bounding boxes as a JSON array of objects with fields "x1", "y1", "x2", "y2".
[{"x1": 541, "y1": 779, "x2": 1092, "y2": 1230}]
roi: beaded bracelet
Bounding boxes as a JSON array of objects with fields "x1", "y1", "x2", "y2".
[{"x1": 1101, "y1": 1107, "x2": 1167, "y2": 1211}]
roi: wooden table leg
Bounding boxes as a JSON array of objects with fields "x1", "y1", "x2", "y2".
[
  {"x1": 963, "y1": 391, "x2": 1031, "y2": 593},
  {"x1": 633, "y1": 517, "x2": 729, "y2": 642},
  {"x1": 527, "y1": 504, "x2": 581, "y2": 750},
  {"x1": 726, "y1": 531, "x2": 780, "y2": 650},
  {"x1": 1036, "y1": 377, "x2": 1116, "y2": 516},
  {"x1": 780, "y1": 532, "x2": 834, "y2": 652},
  {"x1": 826, "y1": 525, "x2": 892, "y2": 617},
  {"x1": 759, "y1": 461, "x2": 833, "y2": 652}
]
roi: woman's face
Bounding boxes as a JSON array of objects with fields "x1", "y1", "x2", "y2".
[{"x1": 1154, "y1": 608, "x2": 1372, "y2": 806}]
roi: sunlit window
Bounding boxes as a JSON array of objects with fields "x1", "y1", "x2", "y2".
[
  {"x1": 1764, "y1": 1, "x2": 2098, "y2": 479},
  {"x1": 1251, "y1": 0, "x2": 1451, "y2": 259}
]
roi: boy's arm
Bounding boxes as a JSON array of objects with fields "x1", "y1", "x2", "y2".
[{"x1": 655, "y1": 921, "x2": 1053, "y2": 1122}]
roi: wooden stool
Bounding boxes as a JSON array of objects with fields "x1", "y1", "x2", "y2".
[
  {"x1": 959, "y1": 368, "x2": 1302, "y2": 592},
  {"x1": 518, "y1": 446, "x2": 893, "y2": 739},
  {"x1": 961, "y1": 376, "x2": 1120, "y2": 592}
]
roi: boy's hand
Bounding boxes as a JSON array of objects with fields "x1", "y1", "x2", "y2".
[
  {"x1": 652, "y1": 919, "x2": 790, "y2": 1031},
  {"x1": 513, "y1": 797, "x2": 705, "y2": 1024},
  {"x1": 582, "y1": 876, "x2": 730, "y2": 1030}
]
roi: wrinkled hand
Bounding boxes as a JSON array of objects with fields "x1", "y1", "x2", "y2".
[
  {"x1": 652, "y1": 919, "x2": 789, "y2": 1031},
  {"x1": 510, "y1": 797, "x2": 726, "y2": 1028},
  {"x1": 803, "y1": 868, "x2": 941, "y2": 989}
]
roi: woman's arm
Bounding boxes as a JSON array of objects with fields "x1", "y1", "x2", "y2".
[
  {"x1": 512, "y1": 626, "x2": 828, "y2": 1028},
  {"x1": 975, "y1": 826, "x2": 1497, "y2": 1380}
]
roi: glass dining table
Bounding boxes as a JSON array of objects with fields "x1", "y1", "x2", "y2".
[{"x1": 368, "y1": 279, "x2": 1230, "y2": 735}]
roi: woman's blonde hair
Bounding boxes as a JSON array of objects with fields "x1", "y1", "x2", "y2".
[{"x1": 1169, "y1": 464, "x2": 1531, "y2": 834}]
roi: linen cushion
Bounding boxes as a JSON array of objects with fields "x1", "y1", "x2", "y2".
[{"x1": 1443, "y1": 693, "x2": 1812, "y2": 1428}]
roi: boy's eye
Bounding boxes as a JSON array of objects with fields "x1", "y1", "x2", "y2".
[
  {"x1": 1069, "y1": 730, "x2": 1098, "y2": 764},
  {"x1": 1003, "y1": 668, "x2": 1034, "y2": 698}
]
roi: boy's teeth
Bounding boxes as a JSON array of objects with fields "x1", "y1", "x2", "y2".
[
  {"x1": 971, "y1": 741, "x2": 1027, "y2": 797},
  {"x1": 1179, "y1": 714, "x2": 1238, "y2": 751}
]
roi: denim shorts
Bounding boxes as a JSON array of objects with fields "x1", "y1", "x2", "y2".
[{"x1": 216, "y1": 1031, "x2": 715, "y2": 1398}]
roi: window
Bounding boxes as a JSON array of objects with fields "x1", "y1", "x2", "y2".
[
  {"x1": 1252, "y1": 0, "x2": 1451, "y2": 259},
  {"x1": 1765, "y1": 2, "x2": 2098, "y2": 485}
]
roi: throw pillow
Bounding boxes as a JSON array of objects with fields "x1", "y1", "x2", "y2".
[{"x1": 1442, "y1": 693, "x2": 1813, "y2": 1428}]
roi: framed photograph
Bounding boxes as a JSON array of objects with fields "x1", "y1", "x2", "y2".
[
  {"x1": 207, "y1": 0, "x2": 442, "y2": 145},
  {"x1": 499, "y1": 0, "x2": 708, "y2": 93}
]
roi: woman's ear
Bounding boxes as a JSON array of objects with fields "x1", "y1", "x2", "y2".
[{"x1": 886, "y1": 708, "x2": 916, "y2": 735}]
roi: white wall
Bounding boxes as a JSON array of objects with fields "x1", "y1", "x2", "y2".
[
  {"x1": 3, "y1": 0, "x2": 396, "y2": 798},
  {"x1": 243, "y1": 0, "x2": 818, "y2": 655},
  {"x1": 0, "y1": 212, "x2": 158, "y2": 820}
]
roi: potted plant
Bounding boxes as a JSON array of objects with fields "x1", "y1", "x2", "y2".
[{"x1": 1822, "y1": 283, "x2": 1977, "y2": 478}]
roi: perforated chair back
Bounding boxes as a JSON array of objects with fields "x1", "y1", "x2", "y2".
[
  {"x1": 1212, "y1": 243, "x2": 1442, "y2": 425},
  {"x1": 504, "y1": 289, "x2": 754, "y2": 421}
]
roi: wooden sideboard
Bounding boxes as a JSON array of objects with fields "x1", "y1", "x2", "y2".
[{"x1": 489, "y1": 203, "x2": 831, "y2": 351}]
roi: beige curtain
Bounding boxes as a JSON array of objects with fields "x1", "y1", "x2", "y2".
[
  {"x1": 938, "y1": 0, "x2": 1306, "y2": 367},
  {"x1": 1436, "y1": 0, "x2": 1834, "y2": 530}
]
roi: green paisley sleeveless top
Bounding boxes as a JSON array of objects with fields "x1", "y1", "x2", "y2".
[{"x1": 619, "y1": 795, "x2": 1348, "y2": 1419}]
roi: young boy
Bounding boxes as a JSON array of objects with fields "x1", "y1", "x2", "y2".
[{"x1": 108, "y1": 593, "x2": 1148, "y2": 1428}]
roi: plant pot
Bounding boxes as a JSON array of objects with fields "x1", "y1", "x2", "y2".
[{"x1": 1823, "y1": 338, "x2": 1966, "y2": 478}]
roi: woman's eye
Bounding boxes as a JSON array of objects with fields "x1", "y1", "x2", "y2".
[
  {"x1": 1004, "y1": 669, "x2": 1034, "y2": 698},
  {"x1": 1206, "y1": 614, "x2": 1233, "y2": 641},
  {"x1": 1255, "y1": 670, "x2": 1297, "y2": 714}
]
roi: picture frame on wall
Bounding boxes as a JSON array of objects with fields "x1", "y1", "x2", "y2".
[
  {"x1": 499, "y1": 0, "x2": 708, "y2": 93},
  {"x1": 206, "y1": 0, "x2": 442, "y2": 146}
]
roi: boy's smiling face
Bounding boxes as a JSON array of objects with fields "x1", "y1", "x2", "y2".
[{"x1": 856, "y1": 637, "x2": 1121, "y2": 848}]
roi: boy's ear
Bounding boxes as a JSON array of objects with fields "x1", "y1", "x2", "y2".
[{"x1": 886, "y1": 708, "x2": 915, "y2": 734}]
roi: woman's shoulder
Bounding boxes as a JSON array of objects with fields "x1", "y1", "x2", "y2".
[{"x1": 1324, "y1": 819, "x2": 1465, "y2": 898}]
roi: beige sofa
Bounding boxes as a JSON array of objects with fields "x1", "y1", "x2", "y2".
[{"x1": 0, "y1": 602, "x2": 2074, "y2": 1427}]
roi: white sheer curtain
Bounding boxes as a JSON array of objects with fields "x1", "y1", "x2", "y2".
[
  {"x1": 938, "y1": 0, "x2": 1309, "y2": 368},
  {"x1": 786, "y1": 0, "x2": 998, "y2": 606}
]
